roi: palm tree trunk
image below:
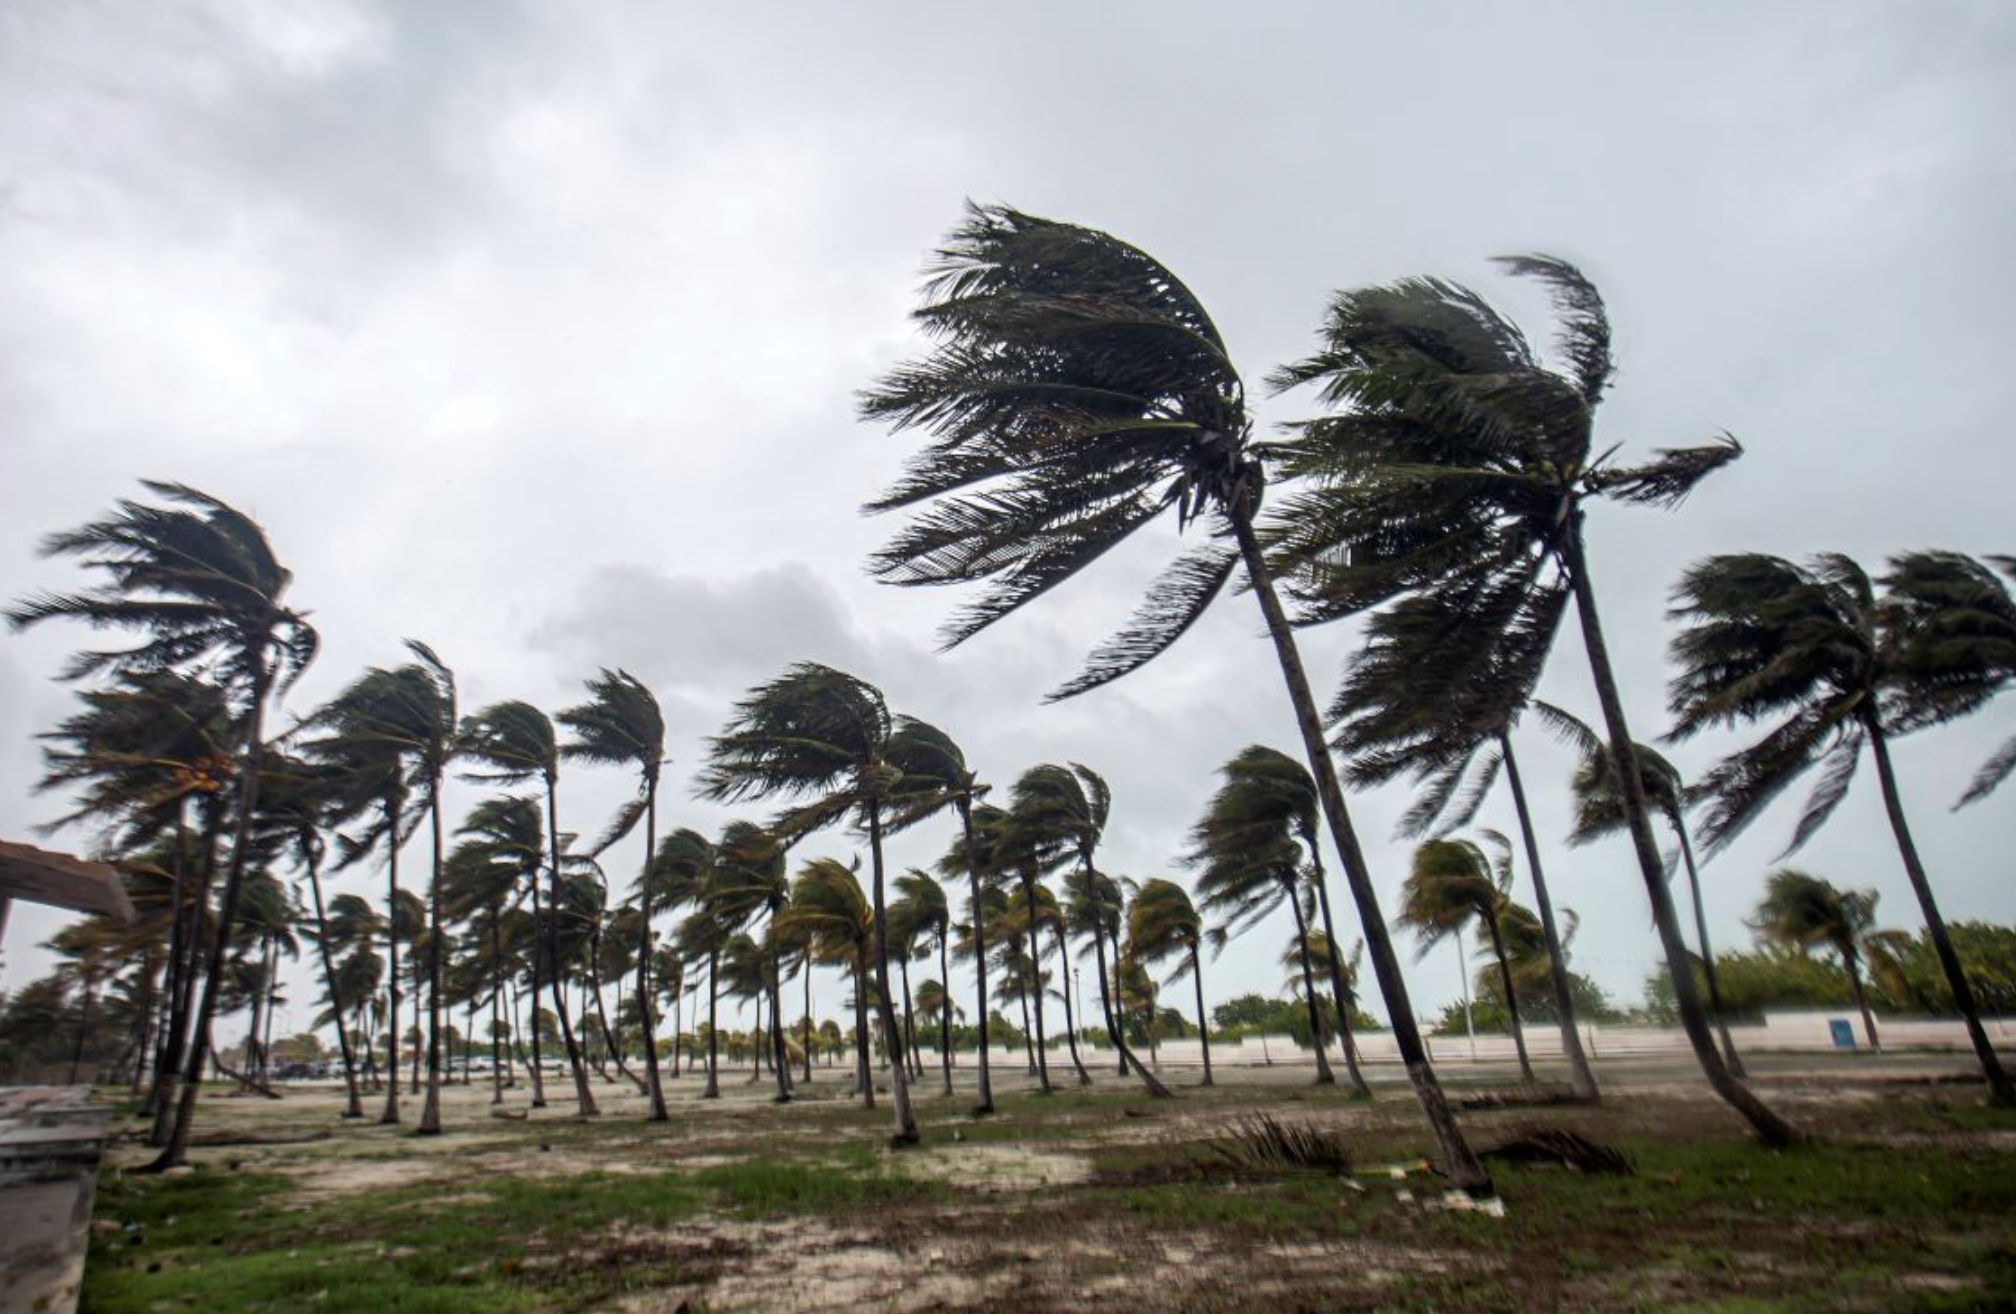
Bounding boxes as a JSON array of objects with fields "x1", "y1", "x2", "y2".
[
  {"x1": 1053, "y1": 926, "x2": 1093, "y2": 1086},
  {"x1": 303, "y1": 845, "x2": 365, "y2": 1118},
  {"x1": 1865, "y1": 715, "x2": 2014, "y2": 1104},
  {"x1": 543, "y1": 776, "x2": 599, "y2": 1117},
  {"x1": 590, "y1": 960, "x2": 640, "y2": 1089},
  {"x1": 958, "y1": 800, "x2": 995, "y2": 1114},
  {"x1": 524, "y1": 874, "x2": 547, "y2": 1107},
  {"x1": 143, "y1": 806, "x2": 192, "y2": 1125},
  {"x1": 802, "y1": 962, "x2": 814, "y2": 1084},
  {"x1": 381, "y1": 797, "x2": 403, "y2": 1124},
  {"x1": 147, "y1": 661, "x2": 274, "y2": 1172},
  {"x1": 852, "y1": 950, "x2": 874, "y2": 1108},
  {"x1": 1843, "y1": 944, "x2": 1881, "y2": 1053},
  {"x1": 637, "y1": 776, "x2": 669, "y2": 1119},
  {"x1": 1190, "y1": 942, "x2": 1213, "y2": 1087},
  {"x1": 898, "y1": 953, "x2": 921, "y2": 1080},
  {"x1": 866, "y1": 803, "x2": 919, "y2": 1142},
  {"x1": 1499, "y1": 734, "x2": 1598, "y2": 1100},
  {"x1": 1558, "y1": 520, "x2": 1802, "y2": 1145},
  {"x1": 703, "y1": 949, "x2": 721, "y2": 1099},
  {"x1": 769, "y1": 937, "x2": 794, "y2": 1102},
  {"x1": 1672, "y1": 818, "x2": 1745, "y2": 1075},
  {"x1": 1102, "y1": 927, "x2": 1127, "y2": 1077},
  {"x1": 420, "y1": 786, "x2": 447, "y2": 1135},
  {"x1": 1304, "y1": 844, "x2": 1372, "y2": 1097},
  {"x1": 1284, "y1": 883, "x2": 1336, "y2": 1085},
  {"x1": 1230, "y1": 507, "x2": 1491, "y2": 1188},
  {"x1": 490, "y1": 908, "x2": 505, "y2": 1105},
  {"x1": 1017, "y1": 879, "x2": 1054, "y2": 1095},
  {"x1": 938, "y1": 931, "x2": 955, "y2": 1096},
  {"x1": 1483, "y1": 910, "x2": 1534, "y2": 1082}
]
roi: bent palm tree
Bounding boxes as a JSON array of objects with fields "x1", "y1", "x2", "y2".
[
  {"x1": 781, "y1": 857, "x2": 876, "y2": 1104},
  {"x1": 1669, "y1": 551, "x2": 2013, "y2": 1104},
  {"x1": 1330, "y1": 591, "x2": 1597, "y2": 1099},
  {"x1": 891, "y1": 869, "x2": 956, "y2": 1095},
  {"x1": 700, "y1": 665, "x2": 921, "y2": 1142},
  {"x1": 1752, "y1": 870, "x2": 1884, "y2": 1050},
  {"x1": 10, "y1": 482, "x2": 318, "y2": 1169},
  {"x1": 1269, "y1": 257, "x2": 1794, "y2": 1146},
  {"x1": 1544, "y1": 705, "x2": 1743, "y2": 1073},
  {"x1": 560, "y1": 670, "x2": 671, "y2": 1119},
  {"x1": 862, "y1": 204, "x2": 1485, "y2": 1187},
  {"x1": 1884, "y1": 551, "x2": 2016, "y2": 808},
  {"x1": 1127, "y1": 878, "x2": 1213, "y2": 1086},
  {"x1": 1399, "y1": 837, "x2": 1533, "y2": 1083},
  {"x1": 457, "y1": 700, "x2": 595, "y2": 1114},
  {"x1": 1187, "y1": 747, "x2": 1369, "y2": 1094}
]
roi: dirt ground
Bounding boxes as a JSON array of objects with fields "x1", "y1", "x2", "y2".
[{"x1": 79, "y1": 1052, "x2": 2016, "y2": 1313}]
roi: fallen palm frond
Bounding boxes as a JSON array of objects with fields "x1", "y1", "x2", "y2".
[
  {"x1": 1480, "y1": 1127, "x2": 1632, "y2": 1176},
  {"x1": 1206, "y1": 1114, "x2": 1353, "y2": 1175},
  {"x1": 1459, "y1": 1084, "x2": 1591, "y2": 1110}
]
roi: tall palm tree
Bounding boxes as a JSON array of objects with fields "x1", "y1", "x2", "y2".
[
  {"x1": 1010, "y1": 764, "x2": 1171, "y2": 1096},
  {"x1": 891, "y1": 869, "x2": 956, "y2": 1096},
  {"x1": 861, "y1": 205, "x2": 1486, "y2": 1188},
  {"x1": 1668, "y1": 552, "x2": 2014, "y2": 1105},
  {"x1": 1329, "y1": 592, "x2": 1598, "y2": 1099},
  {"x1": 1126, "y1": 878, "x2": 1212, "y2": 1086},
  {"x1": 1399, "y1": 837, "x2": 1533, "y2": 1083},
  {"x1": 781, "y1": 856, "x2": 876, "y2": 1105},
  {"x1": 457, "y1": 700, "x2": 596, "y2": 1114},
  {"x1": 1883, "y1": 551, "x2": 2016, "y2": 808},
  {"x1": 9, "y1": 482, "x2": 318, "y2": 1170},
  {"x1": 1544, "y1": 705, "x2": 1743, "y2": 1073},
  {"x1": 1185, "y1": 747, "x2": 1370, "y2": 1094},
  {"x1": 559, "y1": 669, "x2": 671, "y2": 1119},
  {"x1": 1752, "y1": 870, "x2": 1884, "y2": 1051},
  {"x1": 1269, "y1": 258, "x2": 1794, "y2": 1148},
  {"x1": 700, "y1": 664, "x2": 923, "y2": 1142},
  {"x1": 442, "y1": 804, "x2": 527, "y2": 1104}
]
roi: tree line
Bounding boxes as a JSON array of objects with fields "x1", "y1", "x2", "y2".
[{"x1": 5, "y1": 204, "x2": 2013, "y2": 1199}]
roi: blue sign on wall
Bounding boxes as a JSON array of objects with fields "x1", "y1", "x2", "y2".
[{"x1": 1828, "y1": 1018, "x2": 1856, "y2": 1049}]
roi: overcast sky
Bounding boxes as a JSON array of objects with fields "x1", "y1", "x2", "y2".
[{"x1": 4, "y1": 0, "x2": 2014, "y2": 1043}]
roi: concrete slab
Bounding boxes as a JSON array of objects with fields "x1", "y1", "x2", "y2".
[{"x1": 0, "y1": 1086, "x2": 113, "y2": 1314}]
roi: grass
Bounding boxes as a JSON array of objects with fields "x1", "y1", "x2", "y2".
[{"x1": 79, "y1": 1073, "x2": 2016, "y2": 1313}]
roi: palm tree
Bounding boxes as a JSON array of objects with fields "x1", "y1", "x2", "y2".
[
  {"x1": 1399, "y1": 837, "x2": 1533, "y2": 1083},
  {"x1": 938, "y1": 802, "x2": 1013, "y2": 1111},
  {"x1": 781, "y1": 856, "x2": 877, "y2": 1104},
  {"x1": 891, "y1": 870, "x2": 956, "y2": 1095},
  {"x1": 457, "y1": 700, "x2": 596, "y2": 1114},
  {"x1": 1184, "y1": 809, "x2": 1335, "y2": 1086},
  {"x1": 9, "y1": 482, "x2": 318, "y2": 1170},
  {"x1": 700, "y1": 664, "x2": 922, "y2": 1143},
  {"x1": 861, "y1": 205, "x2": 1486, "y2": 1188},
  {"x1": 303, "y1": 642, "x2": 459, "y2": 1133},
  {"x1": 1269, "y1": 258, "x2": 1794, "y2": 1148},
  {"x1": 658, "y1": 828, "x2": 724, "y2": 1097},
  {"x1": 711, "y1": 821, "x2": 797, "y2": 1102},
  {"x1": 1752, "y1": 870, "x2": 1884, "y2": 1051},
  {"x1": 1884, "y1": 551, "x2": 2016, "y2": 808},
  {"x1": 1329, "y1": 591, "x2": 1598, "y2": 1099},
  {"x1": 1184, "y1": 747, "x2": 1370, "y2": 1094},
  {"x1": 442, "y1": 804, "x2": 527, "y2": 1104},
  {"x1": 1668, "y1": 552, "x2": 2014, "y2": 1105},
  {"x1": 559, "y1": 669, "x2": 671, "y2": 1119},
  {"x1": 1010, "y1": 764, "x2": 1171, "y2": 1096},
  {"x1": 1545, "y1": 705, "x2": 1744, "y2": 1073},
  {"x1": 1126, "y1": 878, "x2": 1212, "y2": 1086}
]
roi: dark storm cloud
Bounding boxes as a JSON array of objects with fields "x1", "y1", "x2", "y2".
[{"x1": 4, "y1": 0, "x2": 2015, "y2": 1025}]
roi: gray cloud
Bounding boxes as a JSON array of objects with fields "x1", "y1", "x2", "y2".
[{"x1": 4, "y1": 0, "x2": 2015, "y2": 1036}]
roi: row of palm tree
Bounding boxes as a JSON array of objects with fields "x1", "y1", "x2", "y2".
[{"x1": 855, "y1": 201, "x2": 2016, "y2": 1190}]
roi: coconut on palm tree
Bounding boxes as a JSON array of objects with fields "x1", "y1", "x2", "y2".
[
  {"x1": 559, "y1": 669, "x2": 672, "y2": 1119},
  {"x1": 1752, "y1": 870, "x2": 1884, "y2": 1050},
  {"x1": 1668, "y1": 552, "x2": 2015, "y2": 1105},
  {"x1": 9, "y1": 482, "x2": 318, "y2": 1170},
  {"x1": 1126, "y1": 878, "x2": 1213, "y2": 1086},
  {"x1": 1398, "y1": 836, "x2": 1534, "y2": 1083},
  {"x1": 861, "y1": 205, "x2": 1486, "y2": 1188},
  {"x1": 700, "y1": 663, "x2": 926, "y2": 1142},
  {"x1": 1269, "y1": 258, "x2": 1793, "y2": 1148},
  {"x1": 1328, "y1": 591, "x2": 1598, "y2": 1100}
]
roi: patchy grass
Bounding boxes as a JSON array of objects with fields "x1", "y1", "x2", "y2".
[{"x1": 80, "y1": 1068, "x2": 2016, "y2": 1313}]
